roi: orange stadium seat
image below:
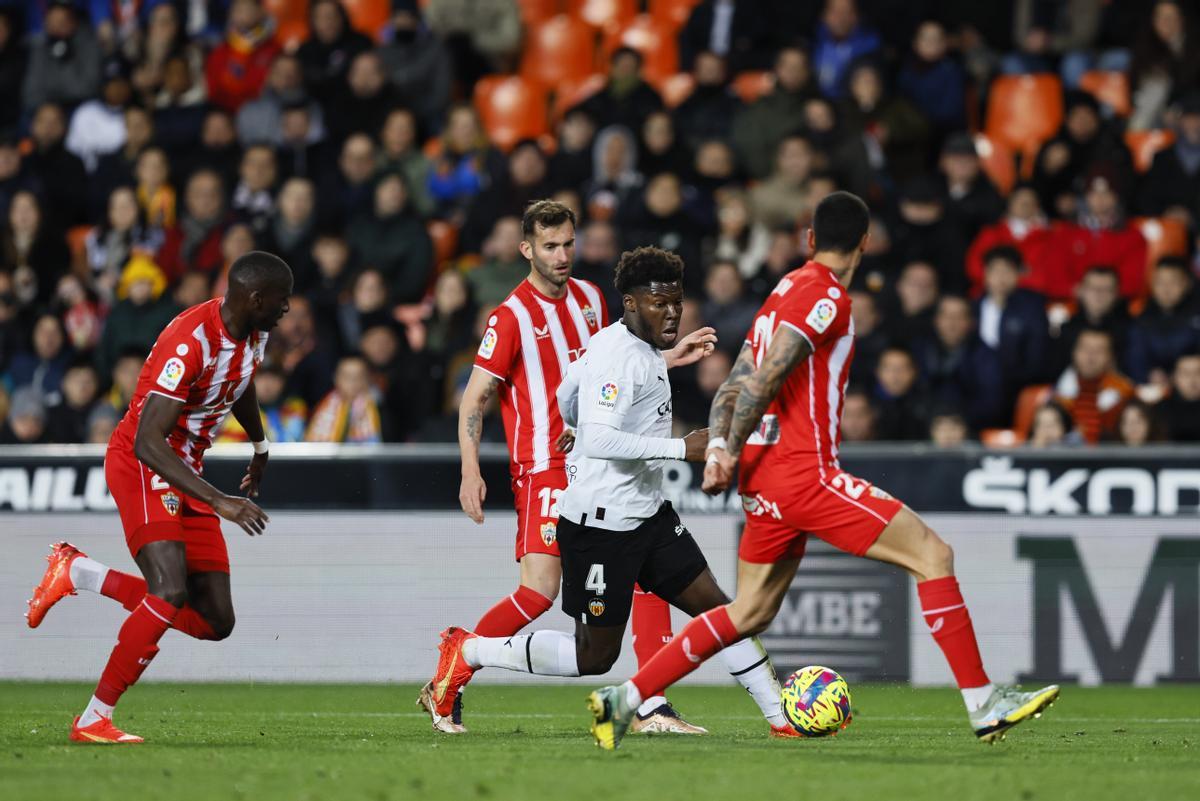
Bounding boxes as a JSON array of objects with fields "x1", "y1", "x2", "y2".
[
  {"x1": 656, "y1": 72, "x2": 695, "y2": 108},
  {"x1": 342, "y1": 0, "x2": 391, "y2": 42},
  {"x1": 1078, "y1": 70, "x2": 1131, "y2": 117},
  {"x1": 427, "y1": 220, "x2": 460, "y2": 267},
  {"x1": 262, "y1": 0, "x2": 308, "y2": 24},
  {"x1": 553, "y1": 72, "x2": 606, "y2": 120},
  {"x1": 732, "y1": 70, "x2": 774, "y2": 104},
  {"x1": 474, "y1": 75, "x2": 549, "y2": 151},
  {"x1": 603, "y1": 15, "x2": 679, "y2": 85},
  {"x1": 1014, "y1": 384, "x2": 1053, "y2": 440},
  {"x1": 1134, "y1": 216, "x2": 1189, "y2": 286},
  {"x1": 1124, "y1": 129, "x2": 1175, "y2": 173},
  {"x1": 521, "y1": 15, "x2": 597, "y2": 89},
  {"x1": 973, "y1": 133, "x2": 1016, "y2": 195},
  {"x1": 649, "y1": 0, "x2": 701, "y2": 31},
  {"x1": 568, "y1": 0, "x2": 637, "y2": 30},
  {"x1": 67, "y1": 225, "x2": 93, "y2": 271},
  {"x1": 980, "y1": 428, "x2": 1023, "y2": 448},
  {"x1": 985, "y1": 74, "x2": 1063, "y2": 167},
  {"x1": 517, "y1": 0, "x2": 563, "y2": 27},
  {"x1": 275, "y1": 18, "x2": 310, "y2": 50}
]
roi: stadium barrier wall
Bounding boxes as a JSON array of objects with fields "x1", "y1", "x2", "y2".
[{"x1": 1, "y1": 445, "x2": 1196, "y2": 686}]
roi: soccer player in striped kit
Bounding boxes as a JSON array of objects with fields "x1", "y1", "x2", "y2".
[
  {"x1": 418, "y1": 201, "x2": 717, "y2": 734},
  {"x1": 25, "y1": 252, "x2": 292, "y2": 743}
]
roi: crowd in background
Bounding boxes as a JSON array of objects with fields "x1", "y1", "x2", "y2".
[{"x1": 0, "y1": 0, "x2": 1198, "y2": 449}]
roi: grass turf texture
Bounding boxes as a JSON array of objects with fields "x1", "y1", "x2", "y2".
[{"x1": 1, "y1": 683, "x2": 1196, "y2": 801}]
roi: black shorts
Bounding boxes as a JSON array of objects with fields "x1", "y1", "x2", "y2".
[{"x1": 559, "y1": 501, "x2": 708, "y2": 628}]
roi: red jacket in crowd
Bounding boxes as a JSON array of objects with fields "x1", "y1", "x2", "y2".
[
  {"x1": 205, "y1": 32, "x2": 281, "y2": 113},
  {"x1": 1052, "y1": 222, "x2": 1147, "y2": 301},
  {"x1": 966, "y1": 219, "x2": 1062, "y2": 297}
]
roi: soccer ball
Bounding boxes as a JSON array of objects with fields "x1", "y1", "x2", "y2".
[{"x1": 780, "y1": 665, "x2": 853, "y2": 736}]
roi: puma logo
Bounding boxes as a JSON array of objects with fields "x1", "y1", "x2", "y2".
[{"x1": 682, "y1": 637, "x2": 701, "y2": 663}]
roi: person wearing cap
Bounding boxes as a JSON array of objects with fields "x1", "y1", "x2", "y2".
[
  {"x1": 1138, "y1": 91, "x2": 1200, "y2": 225},
  {"x1": 21, "y1": 0, "x2": 102, "y2": 113},
  {"x1": 0, "y1": 385, "x2": 49, "y2": 444},
  {"x1": 1052, "y1": 167, "x2": 1148, "y2": 300},
  {"x1": 94, "y1": 254, "x2": 180, "y2": 379},
  {"x1": 938, "y1": 132, "x2": 1003, "y2": 241}
]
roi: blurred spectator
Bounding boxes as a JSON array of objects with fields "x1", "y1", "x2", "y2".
[
  {"x1": 236, "y1": 53, "x2": 325, "y2": 148},
  {"x1": 305, "y1": 354, "x2": 383, "y2": 444},
  {"x1": 679, "y1": 1, "x2": 772, "y2": 73},
  {"x1": 264, "y1": 178, "x2": 318, "y2": 291},
  {"x1": 465, "y1": 216, "x2": 526, "y2": 313},
  {"x1": 65, "y1": 72, "x2": 131, "y2": 172},
  {"x1": 361, "y1": 323, "x2": 424, "y2": 441},
  {"x1": 840, "y1": 387, "x2": 876, "y2": 442},
  {"x1": 105, "y1": 347, "x2": 145, "y2": 413},
  {"x1": 847, "y1": 288, "x2": 887, "y2": 389},
  {"x1": 172, "y1": 270, "x2": 212, "y2": 309},
  {"x1": 574, "y1": 47, "x2": 664, "y2": 135},
  {"x1": 1137, "y1": 91, "x2": 1200, "y2": 225},
  {"x1": 674, "y1": 52, "x2": 742, "y2": 150},
  {"x1": 45, "y1": 360, "x2": 98, "y2": 443},
  {"x1": 548, "y1": 107, "x2": 596, "y2": 195},
  {"x1": 1032, "y1": 91, "x2": 1134, "y2": 220},
  {"x1": 897, "y1": 19, "x2": 966, "y2": 134},
  {"x1": 273, "y1": 293, "x2": 336, "y2": 408},
  {"x1": 152, "y1": 55, "x2": 208, "y2": 154},
  {"x1": 639, "y1": 112, "x2": 690, "y2": 180},
  {"x1": 157, "y1": 169, "x2": 227, "y2": 279},
  {"x1": 379, "y1": 2, "x2": 452, "y2": 136},
  {"x1": 882, "y1": 260, "x2": 939, "y2": 346},
  {"x1": 52, "y1": 273, "x2": 103, "y2": 353},
  {"x1": 1158, "y1": 351, "x2": 1200, "y2": 440},
  {"x1": 134, "y1": 146, "x2": 176, "y2": 230},
  {"x1": 420, "y1": 268, "x2": 478, "y2": 403},
  {"x1": 711, "y1": 189, "x2": 771, "y2": 283},
  {"x1": 275, "y1": 100, "x2": 333, "y2": 187},
  {"x1": 181, "y1": 108, "x2": 240, "y2": 191},
  {"x1": 582, "y1": 124, "x2": 642, "y2": 222},
  {"x1": 939, "y1": 133, "x2": 1004, "y2": 243},
  {"x1": 929, "y1": 411, "x2": 969, "y2": 448},
  {"x1": 204, "y1": 0, "x2": 281, "y2": 114},
  {"x1": 674, "y1": 347, "x2": 732, "y2": 430},
  {"x1": 231, "y1": 144, "x2": 277, "y2": 234},
  {"x1": 85, "y1": 401, "x2": 118, "y2": 444},
  {"x1": 0, "y1": 385, "x2": 48, "y2": 444},
  {"x1": 26, "y1": 102, "x2": 88, "y2": 227},
  {"x1": 691, "y1": 139, "x2": 740, "y2": 198},
  {"x1": 872, "y1": 346, "x2": 931, "y2": 440},
  {"x1": 1110, "y1": 398, "x2": 1166, "y2": 446},
  {"x1": 428, "y1": 104, "x2": 503, "y2": 223},
  {"x1": 377, "y1": 108, "x2": 435, "y2": 219},
  {"x1": 328, "y1": 51, "x2": 404, "y2": 145},
  {"x1": 90, "y1": 105, "x2": 153, "y2": 220},
  {"x1": 215, "y1": 362, "x2": 308, "y2": 444},
  {"x1": 0, "y1": 136, "x2": 41, "y2": 222},
  {"x1": 732, "y1": 44, "x2": 814, "y2": 179},
  {"x1": 572, "y1": 220, "x2": 621, "y2": 316},
  {"x1": 460, "y1": 139, "x2": 551, "y2": 253},
  {"x1": 95, "y1": 254, "x2": 179, "y2": 379},
  {"x1": 966, "y1": 185, "x2": 1058, "y2": 296},
  {"x1": 211, "y1": 222, "x2": 257, "y2": 297},
  {"x1": 8, "y1": 313, "x2": 70, "y2": 401},
  {"x1": 812, "y1": 0, "x2": 880, "y2": 99},
  {"x1": 1125, "y1": 257, "x2": 1200, "y2": 384},
  {"x1": 976, "y1": 245, "x2": 1050, "y2": 409},
  {"x1": 1, "y1": 190, "x2": 70, "y2": 308},
  {"x1": 914, "y1": 295, "x2": 1006, "y2": 430},
  {"x1": 744, "y1": 228, "x2": 802, "y2": 302},
  {"x1": 129, "y1": 3, "x2": 204, "y2": 108},
  {"x1": 1055, "y1": 170, "x2": 1148, "y2": 299},
  {"x1": 1028, "y1": 401, "x2": 1083, "y2": 447},
  {"x1": 1052, "y1": 266, "x2": 1130, "y2": 376},
  {"x1": 891, "y1": 176, "x2": 969, "y2": 293},
  {"x1": 21, "y1": 0, "x2": 102, "y2": 113},
  {"x1": 803, "y1": 98, "x2": 872, "y2": 201},
  {"x1": 307, "y1": 233, "x2": 354, "y2": 346},
  {"x1": 321, "y1": 132, "x2": 379, "y2": 228},
  {"x1": 701, "y1": 260, "x2": 758, "y2": 357},
  {"x1": 0, "y1": 9, "x2": 25, "y2": 132},
  {"x1": 1054, "y1": 328, "x2": 1134, "y2": 443},
  {"x1": 1129, "y1": 0, "x2": 1200, "y2": 131},
  {"x1": 618, "y1": 173, "x2": 704, "y2": 293},
  {"x1": 0, "y1": 270, "x2": 19, "y2": 372},
  {"x1": 424, "y1": 0, "x2": 521, "y2": 91},
  {"x1": 750, "y1": 133, "x2": 814, "y2": 230},
  {"x1": 345, "y1": 172, "x2": 433, "y2": 305},
  {"x1": 296, "y1": 0, "x2": 372, "y2": 108},
  {"x1": 840, "y1": 59, "x2": 929, "y2": 187}
]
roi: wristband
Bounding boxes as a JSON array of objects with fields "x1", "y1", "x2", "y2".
[
  {"x1": 707, "y1": 437, "x2": 728, "y2": 451},
  {"x1": 252, "y1": 439, "x2": 270, "y2": 455}
]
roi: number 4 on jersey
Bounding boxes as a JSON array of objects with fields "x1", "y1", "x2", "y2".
[{"x1": 585, "y1": 563, "x2": 606, "y2": 595}]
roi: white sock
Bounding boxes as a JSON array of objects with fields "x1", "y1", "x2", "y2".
[
  {"x1": 720, "y1": 637, "x2": 786, "y2": 727},
  {"x1": 961, "y1": 683, "x2": 996, "y2": 713},
  {"x1": 462, "y1": 632, "x2": 580, "y2": 676},
  {"x1": 636, "y1": 695, "x2": 667, "y2": 717},
  {"x1": 621, "y1": 680, "x2": 643, "y2": 712},
  {"x1": 68, "y1": 557, "x2": 108, "y2": 594},
  {"x1": 78, "y1": 695, "x2": 114, "y2": 727}
]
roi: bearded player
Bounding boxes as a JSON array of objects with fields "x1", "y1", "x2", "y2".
[
  {"x1": 25, "y1": 252, "x2": 292, "y2": 744},
  {"x1": 417, "y1": 201, "x2": 716, "y2": 734},
  {"x1": 588, "y1": 192, "x2": 1061, "y2": 749}
]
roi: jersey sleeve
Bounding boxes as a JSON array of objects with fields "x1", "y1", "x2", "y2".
[
  {"x1": 473, "y1": 306, "x2": 520, "y2": 381},
  {"x1": 144, "y1": 324, "x2": 204, "y2": 402},
  {"x1": 577, "y1": 347, "x2": 640, "y2": 431},
  {"x1": 777, "y1": 282, "x2": 851, "y2": 350}
]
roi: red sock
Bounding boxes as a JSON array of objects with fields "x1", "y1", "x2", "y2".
[
  {"x1": 631, "y1": 586, "x2": 673, "y2": 668},
  {"x1": 631, "y1": 606, "x2": 739, "y2": 700},
  {"x1": 94, "y1": 595, "x2": 178, "y2": 706},
  {"x1": 917, "y1": 577, "x2": 990, "y2": 688},
  {"x1": 474, "y1": 586, "x2": 553, "y2": 637},
  {"x1": 100, "y1": 570, "x2": 216, "y2": 640}
]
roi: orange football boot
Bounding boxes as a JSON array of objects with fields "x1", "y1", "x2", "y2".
[
  {"x1": 27, "y1": 542, "x2": 86, "y2": 628},
  {"x1": 70, "y1": 716, "x2": 143, "y2": 744},
  {"x1": 770, "y1": 724, "x2": 804, "y2": 738},
  {"x1": 430, "y1": 627, "x2": 476, "y2": 722}
]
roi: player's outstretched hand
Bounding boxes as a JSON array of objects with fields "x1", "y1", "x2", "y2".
[
  {"x1": 239, "y1": 452, "x2": 269, "y2": 498},
  {"x1": 683, "y1": 428, "x2": 710, "y2": 461},
  {"x1": 555, "y1": 429, "x2": 575, "y2": 454},
  {"x1": 665, "y1": 327, "x2": 717, "y2": 369},
  {"x1": 213, "y1": 495, "x2": 270, "y2": 536},
  {"x1": 701, "y1": 449, "x2": 736, "y2": 495},
  {"x1": 460, "y1": 473, "x2": 487, "y2": 524}
]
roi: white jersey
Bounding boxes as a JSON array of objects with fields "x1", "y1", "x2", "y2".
[{"x1": 557, "y1": 321, "x2": 683, "y2": 531}]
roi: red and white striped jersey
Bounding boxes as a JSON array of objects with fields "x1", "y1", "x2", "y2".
[
  {"x1": 110, "y1": 298, "x2": 268, "y2": 472},
  {"x1": 473, "y1": 277, "x2": 609, "y2": 478},
  {"x1": 738, "y1": 262, "x2": 856, "y2": 491}
]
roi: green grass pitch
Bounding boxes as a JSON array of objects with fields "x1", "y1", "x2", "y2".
[{"x1": 1, "y1": 682, "x2": 1196, "y2": 801}]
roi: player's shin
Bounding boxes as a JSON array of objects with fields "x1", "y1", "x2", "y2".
[
  {"x1": 628, "y1": 606, "x2": 739, "y2": 701},
  {"x1": 462, "y1": 630, "x2": 580, "y2": 676},
  {"x1": 917, "y1": 576, "x2": 994, "y2": 710},
  {"x1": 473, "y1": 586, "x2": 554, "y2": 637},
  {"x1": 81, "y1": 595, "x2": 179, "y2": 726},
  {"x1": 720, "y1": 636, "x2": 786, "y2": 727}
]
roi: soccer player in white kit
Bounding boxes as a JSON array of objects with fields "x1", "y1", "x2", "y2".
[{"x1": 430, "y1": 247, "x2": 795, "y2": 736}]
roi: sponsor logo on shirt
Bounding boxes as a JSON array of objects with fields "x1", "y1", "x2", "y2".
[
  {"x1": 156, "y1": 357, "x2": 186, "y2": 392},
  {"x1": 478, "y1": 328, "x2": 498, "y2": 359},
  {"x1": 806, "y1": 298, "x2": 838, "y2": 334},
  {"x1": 161, "y1": 491, "x2": 181, "y2": 516},
  {"x1": 598, "y1": 382, "x2": 619, "y2": 409}
]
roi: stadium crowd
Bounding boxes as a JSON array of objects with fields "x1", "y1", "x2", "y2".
[{"x1": 0, "y1": 0, "x2": 1198, "y2": 448}]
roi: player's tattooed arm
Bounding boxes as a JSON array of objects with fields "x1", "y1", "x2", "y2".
[
  {"x1": 458, "y1": 367, "x2": 502, "y2": 524},
  {"x1": 726, "y1": 326, "x2": 813, "y2": 456},
  {"x1": 707, "y1": 342, "x2": 757, "y2": 441}
]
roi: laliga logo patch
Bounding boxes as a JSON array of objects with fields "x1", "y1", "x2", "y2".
[
  {"x1": 478, "y1": 327, "x2": 498, "y2": 359},
  {"x1": 156, "y1": 357, "x2": 186, "y2": 391},
  {"x1": 161, "y1": 491, "x2": 181, "y2": 516},
  {"x1": 540, "y1": 521, "x2": 557, "y2": 546},
  {"x1": 588, "y1": 598, "x2": 606, "y2": 617},
  {"x1": 806, "y1": 298, "x2": 838, "y2": 334},
  {"x1": 598, "y1": 382, "x2": 618, "y2": 409},
  {"x1": 581, "y1": 305, "x2": 597, "y2": 327}
]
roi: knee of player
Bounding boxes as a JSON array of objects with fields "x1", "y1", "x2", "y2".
[
  {"x1": 575, "y1": 643, "x2": 620, "y2": 675},
  {"x1": 728, "y1": 602, "x2": 774, "y2": 638},
  {"x1": 153, "y1": 585, "x2": 189, "y2": 609},
  {"x1": 209, "y1": 611, "x2": 236, "y2": 641},
  {"x1": 925, "y1": 534, "x2": 954, "y2": 578}
]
